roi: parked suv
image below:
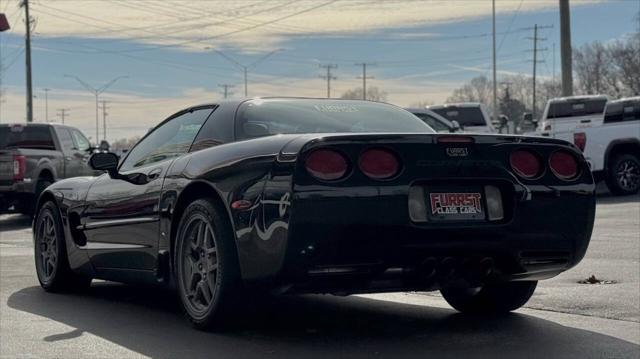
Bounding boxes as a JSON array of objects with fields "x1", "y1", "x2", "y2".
[{"x1": 0, "y1": 123, "x2": 96, "y2": 214}]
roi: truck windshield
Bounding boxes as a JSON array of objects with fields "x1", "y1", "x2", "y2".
[
  {"x1": 0, "y1": 125, "x2": 56, "y2": 150},
  {"x1": 431, "y1": 107, "x2": 486, "y2": 126},
  {"x1": 236, "y1": 99, "x2": 434, "y2": 139},
  {"x1": 546, "y1": 99, "x2": 607, "y2": 119}
]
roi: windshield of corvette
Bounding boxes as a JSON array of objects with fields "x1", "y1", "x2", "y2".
[{"x1": 236, "y1": 99, "x2": 434, "y2": 139}]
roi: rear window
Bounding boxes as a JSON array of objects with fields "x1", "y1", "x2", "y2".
[
  {"x1": 604, "y1": 100, "x2": 640, "y2": 123},
  {"x1": 431, "y1": 107, "x2": 486, "y2": 127},
  {"x1": 546, "y1": 99, "x2": 607, "y2": 119},
  {"x1": 0, "y1": 125, "x2": 56, "y2": 150},
  {"x1": 236, "y1": 99, "x2": 434, "y2": 139}
]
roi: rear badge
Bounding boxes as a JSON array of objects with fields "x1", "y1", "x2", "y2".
[{"x1": 446, "y1": 147, "x2": 469, "y2": 157}]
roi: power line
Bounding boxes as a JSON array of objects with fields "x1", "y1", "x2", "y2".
[
  {"x1": 319, "y1": 63, "x2": 337, "y2": 98},
  {"x1": 218, "y1": 84, "x2": 234, "y2": 99},
  {"x1": 355, "y1": 63, "x2": 375, "y2": 101},
  {"x1": 56, "y1": 108, "x2": 69, "y2": 124},
  {"x1": 101, "y1": 100, "x2": 109, "y2": 141},
  {"x1": 526, "y1": 24, "x2": 551, "y2": 119}
]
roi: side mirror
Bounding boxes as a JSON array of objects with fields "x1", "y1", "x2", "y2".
[
  {"x1": 89, "y1": 152, "x2": 119, "y2": 174},
  {"x1": 99, "y1": 140, "x2": 110, "y2": 152},
  {"x1": 450, "y1": 120, "x2": 461, "y2": 132},
  {"x1": 243, "y1": 122, "x2": 270, "y2": 137}
]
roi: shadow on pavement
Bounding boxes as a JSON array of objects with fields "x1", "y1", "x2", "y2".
[
  {"x1": 7, "y1": 283, "x2": 640, "y2": 358},
  {"x1": 0, "y1": 214, "x2": 31, "y2": 232},
  {"x1": 596, "y1": 193, "x2": 640, "y2": 205}
]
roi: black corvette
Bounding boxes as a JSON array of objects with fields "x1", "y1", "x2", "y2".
[{"x1": 33, "y1": 98, "x2": 595, "y2": 329}]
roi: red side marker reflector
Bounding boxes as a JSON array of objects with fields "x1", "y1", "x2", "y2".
[{"x1": 231, "y1": 200, "x2": 253, "y2": 210}]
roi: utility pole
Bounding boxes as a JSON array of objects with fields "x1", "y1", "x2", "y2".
[
  {"x1": 355, "y1": 63, "x2": 375, "y2": 100},
  {"x1": 526, "y1": 24, "x2": 549, "y2": 120},
  {"x1": 559, "y1": 0, "x2": 573, "y2": 96},
  {"x1": 101, "y1": 100, "x2": 108, "y2": 141},
  {"x1": 43, "y1": 88, "x2": 50, "y2": 122},
  {"x1": 213, "y1": 48, "x2": 282, "y2": 98},
  {"x1": 218, "y1": 84, "x2": 234, "y2": 99},
  {"x1": 65, "y1": 74, "x2": 127, "y2": 143},
  {"x1": 21, "y1": 0, "x2": 33, "y2": 122},
  {"x1": 56, "y1": 108, "x2": 69, "y2": 124},
  {"x1": 492, "y1": 0, "x2": 498, "y2": 123},
  {"x1": 319, "y1": 64, "x2": 337, "y2": 98},
  {"x1": 553, "y1": 42, "x2": 556, "y2": 83}
]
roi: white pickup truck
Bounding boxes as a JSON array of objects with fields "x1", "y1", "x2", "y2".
[
  {"x1": 534, "y1": 95, "x2": 639, "y2": 195},
  {"x1": 573, "y1": 97, "x2": 640, "y2": 195}
]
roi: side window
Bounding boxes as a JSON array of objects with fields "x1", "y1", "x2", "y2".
[
  {"x1": 57, "y1": 128, "x2": 75, "y2": 152},
  {"x1": 71, "y1": 130, "x2": 91, "y2": 152},
  {"x1": 120, "y1": 108, "x2": 211, "y2": 172}
]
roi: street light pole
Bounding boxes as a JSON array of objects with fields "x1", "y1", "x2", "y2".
[
  {"x1": 213, "y1": 48, "x2": 282, "y2": 98},
  {"x1": 64, "y1": 75, "x2": 127, "y2": 143},
  {"x1": 43, "y1": 88, "x2": 50, "y2": 122}
]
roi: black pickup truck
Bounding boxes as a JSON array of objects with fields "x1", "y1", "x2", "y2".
[{"x1": 0, "y1": 123, "x2": 96, "y2": 215}]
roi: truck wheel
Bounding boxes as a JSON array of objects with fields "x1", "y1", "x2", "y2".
[
  {"x1": 34, "y1": 201, "x2": 92, "y2": 292},
  {"x1": 606, "y1": 154, "x2": 640, "y2": 195},
  {"x1": 175, "y1": 198, "x2": 241, "y2": 331},
  {"x1": 441, "y1": 281, "x2": 537, "y2": 314}
]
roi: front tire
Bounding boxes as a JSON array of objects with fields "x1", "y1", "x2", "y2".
[
  {"x1": 34, "y1": 201, "x2": 92, "y2": 292},
  {"x1": 441, "y1": 281, "x2": 537, "y2": 314},
  {"x1": 175, "y1": 198, "x2": 240, "y2": 330},
  {"x1": 606, "y1": 153, "x2": 640, "y2": 195}
]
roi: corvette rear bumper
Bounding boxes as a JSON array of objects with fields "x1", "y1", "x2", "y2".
[{"x1": 265, "y1": 183, "x2": 595, "y2": 292}]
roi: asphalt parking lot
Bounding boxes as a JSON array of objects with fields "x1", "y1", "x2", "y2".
[{"x1": 1, "y1": 193, "x2": 639, "y2": 358}]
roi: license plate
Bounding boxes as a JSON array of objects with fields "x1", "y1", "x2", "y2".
[{"x1": 427, "y1": 191, "x2": 485, "y2": 221}]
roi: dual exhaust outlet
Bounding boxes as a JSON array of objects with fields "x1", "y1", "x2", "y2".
[{"x1": 419, "y1": 256, "x2": 495, "y2": 281}]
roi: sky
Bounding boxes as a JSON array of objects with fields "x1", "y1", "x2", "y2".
[{"x1": 0, "y1": 0, "x2": 638, "y2": 142}]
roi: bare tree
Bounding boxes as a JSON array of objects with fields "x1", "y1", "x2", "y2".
[
  {"x1": 572, "y1": 32, "x2": 639, "y2": 98},
  {"x1": 340, "y1": 87, "x2": 388, "y2": 102},
  {"x1": 446, "y1": 76, "x2": 493, "y2": 106}
]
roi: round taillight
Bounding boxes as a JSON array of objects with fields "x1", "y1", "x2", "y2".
[
  {"x1": 549, "y1": 150, "x2": 579, "y2": 180},
  {"x1": 305, "y1": 149, "x2": 349, "y2": 181},
  {"x1": 510, "y1": 150, "x2": 542, "y2": 179},
  {"x1": 359, "y1": 148, "x2": 400, "y2": 180}
]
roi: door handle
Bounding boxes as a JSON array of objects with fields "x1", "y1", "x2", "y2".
[
  {"x1": 580, "y1": 119, "x2": 591, "y2": 123},
  {"x1": 147, "y1": 168, "x2": 162, "y2": 180}
]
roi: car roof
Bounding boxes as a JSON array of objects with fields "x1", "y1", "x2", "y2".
[
  {"x1": 426, "y1": 102, "x2": 483, "y2": 109},
  {"x1": 607, "y1": 96, "x2": 640, "y2": 104},
  {"x1": 547, "y1": 95, "x2": 609, "y2": 103},
  {"x1": 0, "y1": 122, "x2": 71, "y2": 128}
]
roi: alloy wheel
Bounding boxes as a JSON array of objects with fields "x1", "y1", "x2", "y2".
[
  {"x1": 36, "y1": 211, "x2": 58, "y2": 282},
  {"x1": 180, "y1": 216, "x2": 219, "y2": 314},
  {"x1": 616, "y1": 159, "x2": 640, "y2": 192}
]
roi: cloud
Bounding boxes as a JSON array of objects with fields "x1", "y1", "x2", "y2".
[{"x1": 5, "y1": 0, "x2": 603, "y2": 52}]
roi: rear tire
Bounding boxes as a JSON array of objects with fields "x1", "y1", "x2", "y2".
[
  {"x1": 605, "y1": 153, "x2": 640, "y2": 195},
  {"x1": 441, "y1": 281, "x2": 537, "y2": 314},
  {"x1": 175, "y1": 198, "x2": 241, "y2": 331},
  {"x1": 34, "y1": 201, "x2": 92, "y2": 292}
]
